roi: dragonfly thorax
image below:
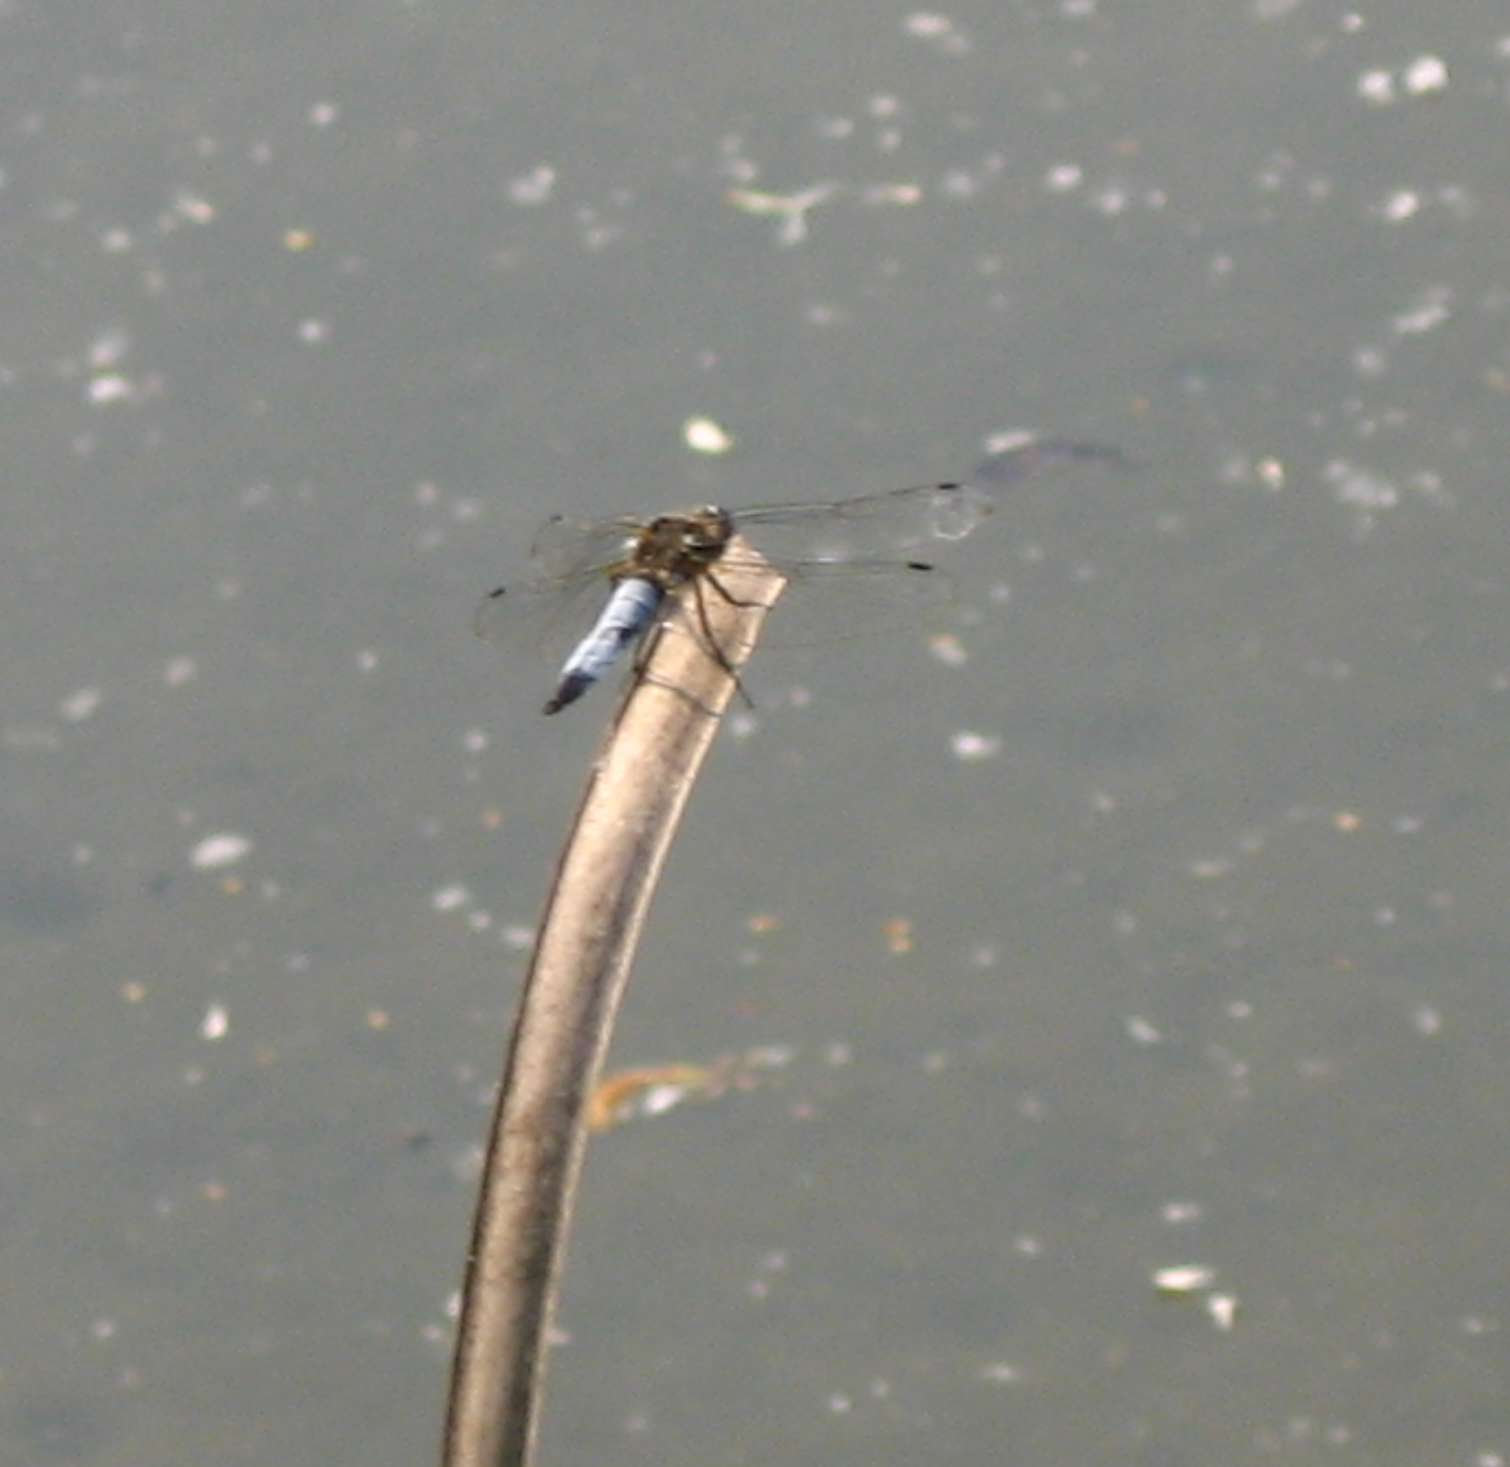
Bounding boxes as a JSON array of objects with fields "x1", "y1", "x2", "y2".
[{"x1": 630, "y1": 506, "x2": 736, "y2": 586}]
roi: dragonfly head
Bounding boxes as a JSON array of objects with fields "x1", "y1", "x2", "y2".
[{"x1": 645, "y1": 506, "x2": 734, "y2": 553}]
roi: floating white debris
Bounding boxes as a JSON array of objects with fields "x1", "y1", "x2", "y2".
[
  {"x1": 1402, "y1": 55, "x2": 1448, "y2": 95},
  {"x1": 950, "y1": 730, "x2": 1001, "y2": 762},
  {"x1": 1153, "y1": 1264, "x2": 1215, "y2": 1295},
  {"x1": 1377, "y1": 189, "x2": 1420, "y2": 222},
  {"x1": 163, "y1": 656, "x2": 197, "y2": 686},
  {"x1": 191, "y1": 833, "x2": 252, "y2": 870},
  {"x1": 683, "y1": 415, "x2": 734, "y2": 455},
  {"x1": 431, "y1": 884, "x2": 471, "y2": 913},
  {"x1": 1411, "y1": 1004, "x2": 1442, "y2": 1035},
  {"x1": 861, "y1": 182, "x2": 923, "y2": 206},
  {"x1": 1125, "y1": 1015, "x2": 1163, "y2": 1046},
  {"x1": 726, "y1": 182, "x2": 836, "y2": 246},
  {"x1": 59, "y1": 686, "x2": 104, "y2": 723},
  {"x1": 928, "y1": 632, "x2": 968, "y2": 667},
  {"x1": 87, "y1": 375, "x2": 132, "y2": 405},
  {"x1": 88, "y1": 328, "x2": 130, "y2": 370},
  {"x1": 978, "y1": 1362, "x2": 1021, "y2": 1384},
  {"x1": 1393, "y1": 285, "x2": 1452, "y2": 335},
  {"x1": 200, "y1": 1003, "x2": 229, "y2": 1041},
  {"x1": 1161, "y1": 1200, "x2": 1204, "y2": 1224},
  {"x1": 174, "y1": 192, "x2": 216, "y2": 225},
  {"x1": 1256, "y1": 457, "x2": 1286, "y2": 490},
  {"x1": 1206, "y1": 1293, "x2": 1239, "y2": 1330},
  {"x1": 509, "y1": 164, "x2": 557, "y2": 206}
]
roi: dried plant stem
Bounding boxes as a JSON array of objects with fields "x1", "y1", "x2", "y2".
[{"x1": 443, "y1": 540, "x2": 786, "y2": 1467}]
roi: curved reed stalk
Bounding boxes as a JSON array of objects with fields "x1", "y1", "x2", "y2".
[{"x1": 443, "y1": 540, "x2": 786, "y2": 1467}]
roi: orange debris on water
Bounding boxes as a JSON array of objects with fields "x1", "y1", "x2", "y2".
[{"x1": 883, "y1": 916, "x2": 914, "y2": 955}]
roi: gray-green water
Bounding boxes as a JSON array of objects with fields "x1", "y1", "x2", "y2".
[{"x1": 3, "y1": 1, "x2": 1508, "y2": 1462}]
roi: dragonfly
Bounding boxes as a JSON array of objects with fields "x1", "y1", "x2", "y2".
[{"x1": 475, "y1": 480, "x2": 995, "y2": 714}]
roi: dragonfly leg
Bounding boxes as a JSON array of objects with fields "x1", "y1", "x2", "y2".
[{"x1": 688, "y1": 574, "x2": 755, "y2": 709}]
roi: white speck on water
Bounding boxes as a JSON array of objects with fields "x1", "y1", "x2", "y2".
[
  {"x1": 1126, "y1": 1015, "x2": 1163, "y2": 1046},
  {"x1": 1411, "y1": 1004, "x2": 1441, "y2": 1035},
  {"x1": 1392, "y1": 285, "x2": 1452, "y2": 335},
  {"x1": 1326, "y1": 459, "x2": 1398, "y2": 510},
  {"x1": 1044, "y1": 163, "x2": 1083, "y2": 193},
  {"x1": 462, "y1": 728, "x2": 489, "y2": 754},
  {"x1": 1162, "y1": 1200, "x2": 1204, "y2": 1224},
  {"x1": 979, "y1": 1362, "x2": 1021, "y2": 1384},
  {"x1": 683, "y1": 415, "x2": 734, "y2": 454},
  {"x1": 88, "y1": 327, "x2": 130, "y2": 370},
  {"x1": 308, "y1": 101, "x2": 340, "y2": 127},
  {"x1": 1153, "y1": 1264, "x2": 1215, "y2": 1294},
  {"x1": 191, "y1": 833, "x2": 252, "y2": 870},
  {"x1": 297, "y1": 318, "x2": 330, "y2": 344},
  {"x1": 727, "y1": 182, "x2": 837, "y2": 245},
  {"x1": 173, "y1": 192, "x2": 216, "y2": 225},
  {"x1": 860, "y1": 182, "x2": 922, "y2": 207},
  {"x1": 432, "y1": 884, "x2": 470, "y2": 913},
  {"x1": 928, "y1": 633, "x2": 968, "y2": 667},
  {"x1": 87, "y1": 375, "x2": 133, "y2": 405},
  {"x1": 903, "y1": 14, "x2": 951, "y2": 37},
  {"x1": 1402, "y1": 55, "x2": 1448, "y2": 95},
  {"x1": 1357, "y1": 69, "x2": 1396, "y2": 105},
  {"x1": 508, "y1": 164, "x2": 556, "y2": 206},
  {"x1": 59, "y1": 686, "x2": 104, "y2": 722},
  {"x1": 902, "y1": 12, "x2": 972, "y2": 55},
  {"x1": 200, "y1": 1003, "x2": 229, "y2": 1041},
  {"x1": 1376, "y1": 190, "x2": 1420, "y2": 222},
  {"x1": 950, "y1": 730, "x2": 1000, "y2": 762},
  {"x1": 163, "y1": 657, "x2": 197, "y2": 686}
]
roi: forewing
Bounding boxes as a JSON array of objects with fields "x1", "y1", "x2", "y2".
[{"x1": 732, "y1": 481, "x2": 994, "y2": 565}]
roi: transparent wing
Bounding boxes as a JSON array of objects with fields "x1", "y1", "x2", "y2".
[
  {"x1": 527, "y1": 514, "x2": 643, "y2": 581},
  {"x1": 729, "y1": 481, "x2": 994, "y2": 566},
  {"x1": 473, "y1": 514, "x2": 645, "y2": 648},
  {"x1": 476, "y1": 485, "x2": 990, "y2": 654},
  {"x1": 710, "y1": 556, "x2": 959, "y2": 651}
]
